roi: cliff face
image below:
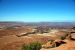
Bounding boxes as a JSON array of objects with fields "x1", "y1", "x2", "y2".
[{"x1": 41, "y1": 40, "x2": 75, "y2": 50}]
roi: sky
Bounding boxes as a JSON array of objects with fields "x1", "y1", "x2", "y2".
[{"x1": 0, "y1": 0, "x2": 75, "y2": 22}]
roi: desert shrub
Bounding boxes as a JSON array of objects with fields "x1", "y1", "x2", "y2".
[
  {"x1": 22, "y1": 42, "x2": 42, "y2": 50},
  {"x1": 60, "y1": 36, "x2": 66, "y2": 40},
  {"x1": 58, "y1": 34, "x2": 68, "y2": 40}
]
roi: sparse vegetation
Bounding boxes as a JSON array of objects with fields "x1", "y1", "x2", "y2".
[
  {"x1": 22, "y1": 42, "x2": 42, "y2": 50},
  {"x1": 60, "y1": 36, "x2": 66, "y2": 40}
]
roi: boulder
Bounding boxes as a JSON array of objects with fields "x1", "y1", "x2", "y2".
[{"x1": 71, "y1": 33, "x2": 75, "y2": 40}]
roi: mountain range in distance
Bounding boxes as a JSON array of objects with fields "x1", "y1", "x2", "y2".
[{"x1": 0, "y1": 21, "x2": 75, "y2": 28}]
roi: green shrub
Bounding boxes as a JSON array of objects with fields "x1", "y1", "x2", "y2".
[
  {"x1": 60, "y1": 36, "x2": 66, "y2": 40},
  {"x1": 22, "y1": 42, "x2": 42, "y2": 50}
]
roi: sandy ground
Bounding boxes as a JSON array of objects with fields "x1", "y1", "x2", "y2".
[{"x1": 0, "y1": 34, "x2": 56, "y2": 50}]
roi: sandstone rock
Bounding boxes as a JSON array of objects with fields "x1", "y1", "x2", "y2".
[{"x1": 71, "y1": 33, "x2": 75, "y2": 40}]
